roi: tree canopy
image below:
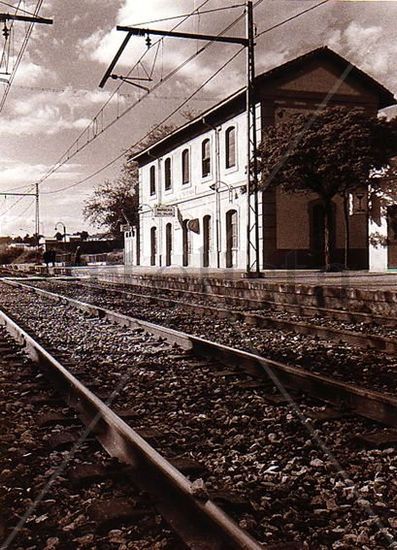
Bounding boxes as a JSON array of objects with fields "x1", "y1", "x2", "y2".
[
  {"x1": 83, "y1": 122, "x2": 176, "y2": 237},
  {"x1": 257, "y1": 106, "x2": 397, "y2": 270}
]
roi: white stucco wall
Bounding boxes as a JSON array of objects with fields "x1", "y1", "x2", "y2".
[{"x1": 138, "y1": 107, "x2": 260, "y2": 270}]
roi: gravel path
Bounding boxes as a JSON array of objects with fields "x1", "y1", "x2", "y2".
[
  {"x1": 0, "y1": 325, "x2": 183, "y2": 550},
  {"x1": 1, "y1": 283, "x2": 397, "y2": 548},
  {"x1": 24, "y1": 279, "x2": 397, "y2": 396}
]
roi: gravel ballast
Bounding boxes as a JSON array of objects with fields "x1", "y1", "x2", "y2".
[
  {"x1": 1, "y1": 282, "x2": 397, "y2": 548},
  {"x1": 23, "y1": 279, "x2": 397, "y2": 396}
]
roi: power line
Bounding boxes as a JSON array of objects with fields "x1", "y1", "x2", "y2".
[
  {"x1": 0, "y1": 184, "x2": 35, "y2": 216},
  {"x1": 0, "y1": 1, "x2": 37, "y2": 17},
  {"x1": 21, "y1": 0, "x2": 324, "y2": 202},
  {"x1": 0, "y1": 0, "x2": 48, "y2": 112},
  {"x1": 35, "y1": 2, "x2": 247, "y2": 191},
  {"x1": 33, "y1": 0, "x2": 214, "y2": 190},
  {"x1": 131, "y1": 4, "x2": 246, "y2": 27},
  {"x1": 42, "y1": 46, "x2": 245, "y2": 196},
  {"x1": 256, "y1": 0, "x2": 330, "y2": 38}
]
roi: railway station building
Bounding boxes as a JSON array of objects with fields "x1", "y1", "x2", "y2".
[{"x1": 128, "y1": 47, "x2": 396, "y2": 272}]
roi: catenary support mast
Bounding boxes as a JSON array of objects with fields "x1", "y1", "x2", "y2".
[{"x1": 100, "y1": 1, "x2": 261, "y2": 275}]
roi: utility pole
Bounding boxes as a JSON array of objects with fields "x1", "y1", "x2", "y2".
[
  {"x1": 245, "y1": 1, "x2": 260, "y2": 276},
  {"x1": 0, "y1": 187, "x2": 41, "y2": 263},
  {"x1": 100, "y1": 1, "x2": 260, "y2": 276}
]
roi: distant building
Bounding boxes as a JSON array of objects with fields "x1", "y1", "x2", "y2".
[{"x1": 128, "y1": 47, "x2": 396, "y2": 271}]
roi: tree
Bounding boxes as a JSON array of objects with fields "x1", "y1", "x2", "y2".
[
  {"x1": 83, "y1": 122, "x2": 176, "y2": 237},
  {"x1": 257, "y1": 106, "x2": 397, "y2": 271}
]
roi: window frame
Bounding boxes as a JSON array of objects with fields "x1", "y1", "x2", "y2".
[
  {"x1": 164, "y1": 157, "x2": 172, "y2": 192},
  {"x1": 201, "y1": 138, "x2": 211, "y2": 179},
  {"x1": 225, "y1": 126, "x2": 236, "y2": 170},
  {"x1": 149, "y1": 165, "x2": 156, "y2": 196},
  {"x1": 181, "y1": 148, "x2": 190, "y2": 185}
]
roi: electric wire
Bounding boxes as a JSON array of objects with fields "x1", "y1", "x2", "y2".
[
  {"x1": 42, "y1": 46, "x2": 245, "y2": 196},
  {"x1": 0, "y1": 0, "x2": 22, "y2": 75},
  {"x1": 0, "y1": 0, "x2": 44, "y2": 112},
  {"x1": 34, "y1": 1, "x2": 247, "y2": 191},
  {"x1": 32, "y1": 0, "x2": 214, "y2": 189},
  {"x1": 256, "y1": 0, "x2": 330, "y2": 38},
  {"x1": 131, "y1": 4, "x2": 246, "y2": 27},
  {"x1": 0, "y1": 183, "x2": 35, "y2": 216},
  {"x1": 5, "y1": 0, "x2": 328, "y2": 204},
  {"x1": 0, "y1": 0, "x2": 36, "y2": 16}
]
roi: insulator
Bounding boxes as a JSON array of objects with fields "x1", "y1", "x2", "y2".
[
  {"x1": 2, "y1": 23, "x2": 10, "y2": 39},
  {"x1": 145, "y1": 34, "x2": 151, "y2": 48}
]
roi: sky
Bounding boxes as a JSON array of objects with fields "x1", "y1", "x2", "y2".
[{"x1": 0, "y1": 0, "x2": 396, "y2": 238}]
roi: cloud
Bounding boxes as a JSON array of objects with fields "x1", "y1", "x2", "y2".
[
  {"x1": 327, "y1": 22, "x2": 397, "y2": 91},
  {"x1": 0, "y1": 159, "x2": 83, "y2": 186},
  {"x1": 77, "y1": 0, "x2": 209, "y2": 67},
  {"x1": 0, "y1": 87, "x2": 124, "y2": 137},
  {"x1": 1, "y1": 52, "x2": 55, "y2": 87},
  {"x1": 0, "y1": 103, "x2": 91, "y2": 136}
]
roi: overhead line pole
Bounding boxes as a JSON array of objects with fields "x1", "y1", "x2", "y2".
[
  {"x1": 0, "y1": 188, "x2": 41, "y2": 264},
  {"x1": 101, "y1": 1, "x2": 261, "y2": 276},
  {"x1": 245, "y1": 0, "x2": 260, "y2": 276}
]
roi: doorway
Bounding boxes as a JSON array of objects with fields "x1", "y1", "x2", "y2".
[{"x1": 226, "y1": 209, "x2": 238, "y2": 268}]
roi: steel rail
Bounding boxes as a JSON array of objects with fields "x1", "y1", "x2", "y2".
[
  {"x1": 0, "y1": 300, "x2": 263, "y2": 549},
  {"x1": 3, "y1": 278, "x2": 397, "y2": 428}
]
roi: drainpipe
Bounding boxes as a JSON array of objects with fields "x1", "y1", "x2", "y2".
[
  {"x1": 148, "y1": 150, "x2": 162, "y2": 267},
  {"x1": 203, "y1": 118, "x2": 221, "y2": 268}
]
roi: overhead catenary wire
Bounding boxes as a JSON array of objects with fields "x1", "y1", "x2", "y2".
[
  {"x1": 130, "y1": 4, "x2": 246, "y2": 27},
  {"x1": 0, "y1": 0, "x2": 37, "y2": 17},
  {"x1": 0, "y1": 183, "x2": 35, "y2": 216},
  {"x1": 0, "y1": 0, "x2": 22, "y2": 74},
  {"x1": 42, "y1": 45, "x2": 246, "y2": 196},
  {"x1": 32, "y1": 0, "x2": 215, "y2": 190},
  {"x1": 8, "y1": 0, "x2": 329, "y2": 203},
  {"x1": 256, "y1": 0, "x2": 330, "y2": 39},
  {"x1": 34, "y1": 0, "x2": 248, "y2": 191},
  {"x1": 0, "y1": 0, "x2": 45, "y2": 112}
]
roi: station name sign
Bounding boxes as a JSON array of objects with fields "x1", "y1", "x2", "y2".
[{"x1": 154, "y1": 205, "x2": 175, "y2": 217}]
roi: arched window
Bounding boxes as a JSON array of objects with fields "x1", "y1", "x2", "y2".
[
  {"x1": 226, "y1": 210, "x2": 238, "y2": 268},
  {"x1": 149, "y1": 165, "x2": 156, "y2": 196},
  {"x1": 165, "y1": 223, "x2": 172, "y2": 266},
  {"x1": 203, "y1": 215, "x2": 211, "y2": 268},
  {"x1": 202, "y1": 138, "x2": 211, "y2": 178},
  {"x1": 150, "y1": 227, "x2": 157, "y2": 266},
  {"x1": 164, "y1": 158, "x2": 172, "y2": 191},
  {"x1": 225, "y1": 126, "x2": 236, "y2": 169},
  {"x1": 182, "y1": 149, "x2": 190, "y2": 185}
]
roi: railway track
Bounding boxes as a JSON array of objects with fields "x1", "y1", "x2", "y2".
[
  {"x1": 16, "y1": 277, "x2": 397, "y2": 354},
  {"x1": 10, "y1": 277, "x2": 397, "y2": 396},
  {"x1": 0, "y1": 282, "x2": 397, "y2": 548},
  {"x1": 0, "y1": 302, "x2": 264, "y2": 549},
  {"x1": 86, "y1": 278, "x2": 397, "y2": 327}
]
